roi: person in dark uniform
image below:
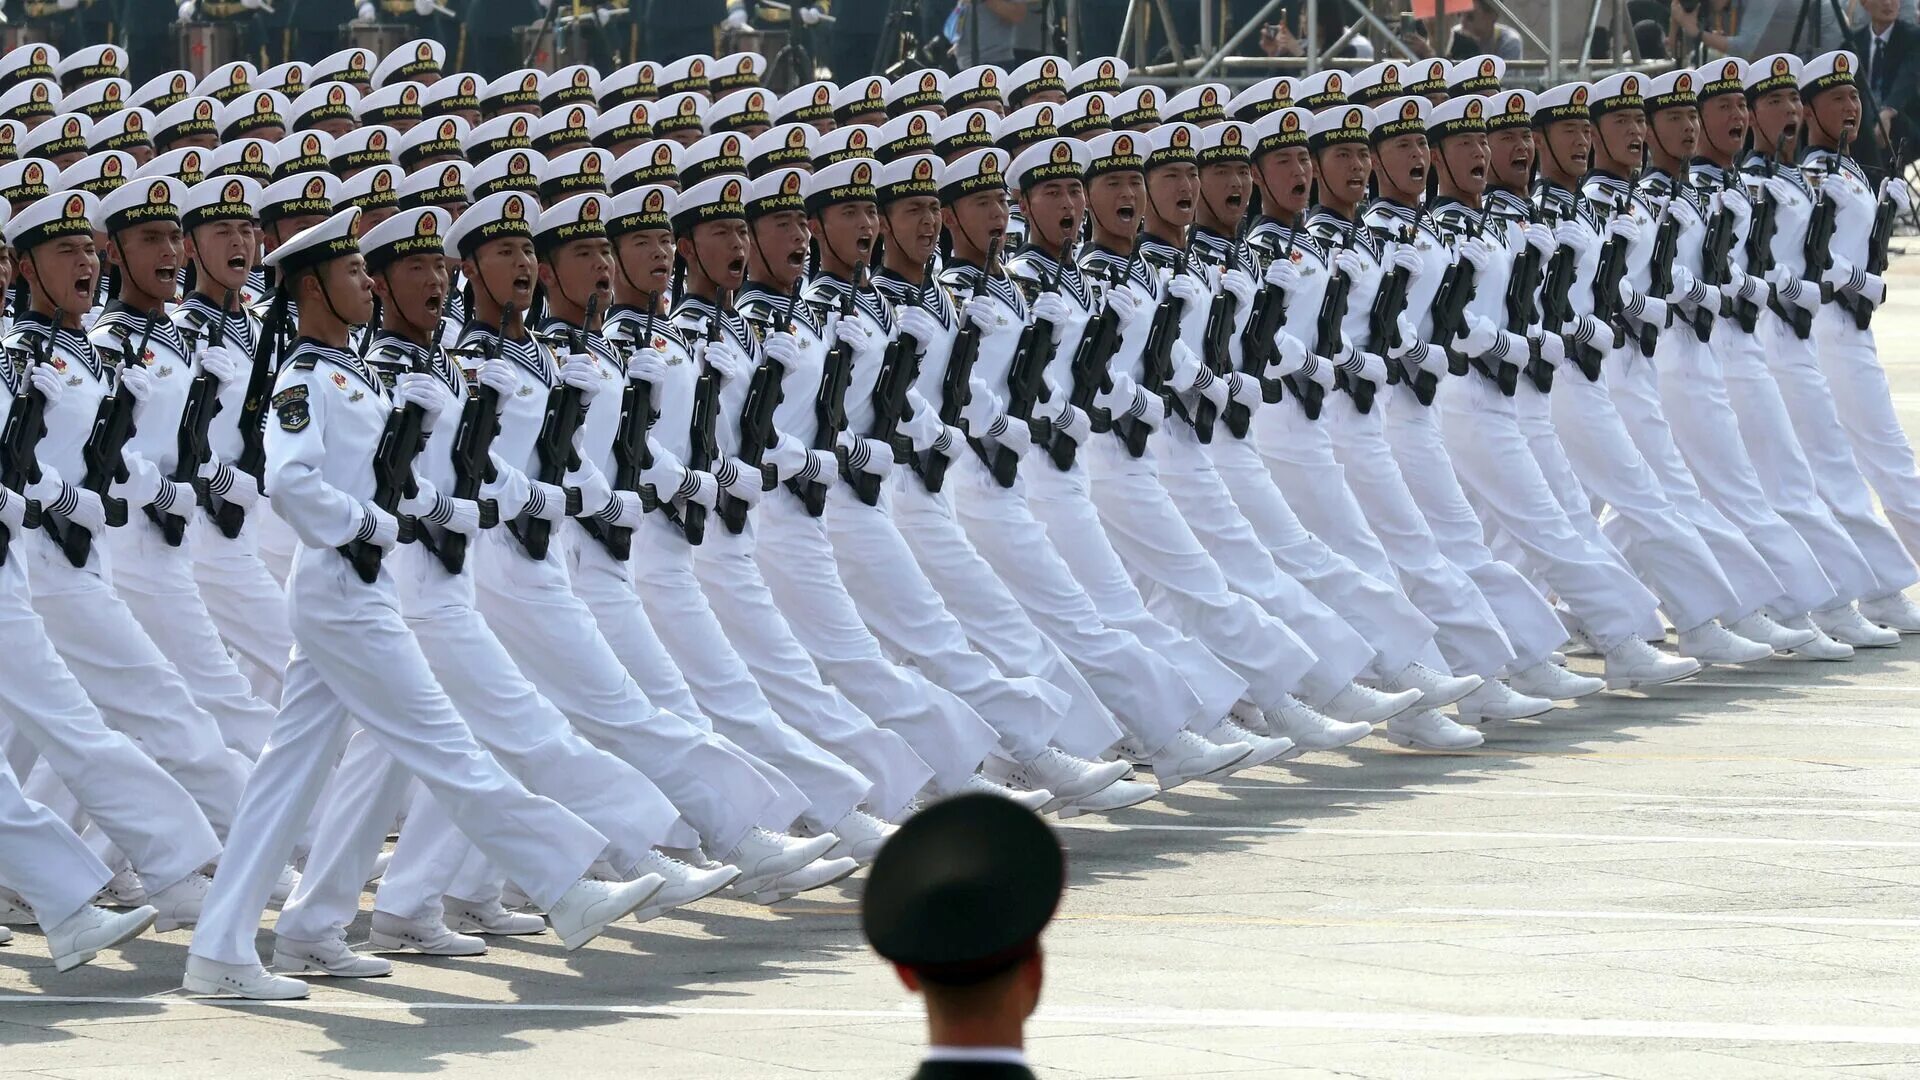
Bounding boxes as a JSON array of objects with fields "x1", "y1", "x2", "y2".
[{"x1": 862, "y1": 794, "x2": 1063, "y2": 1080}]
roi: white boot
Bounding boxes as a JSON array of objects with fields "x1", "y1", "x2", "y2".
[
  {"x1": 1781, "y1": 620, "x2": 1854, "y2": 660},
  {"x1": 629, "y1": 850, "x2": 741, "y2": 924},
  {"x1": 546, "y1": 874, "x2": 667, "y2": 951},
  {"x1": 1265, "y1": 695, "x2": 1373, "y2": 750},
  {"x1": 735, "y1": 855, "x2": 860, "y2": 904},
  {"x1": 370, "y1": 911, "x2": 488, "y2": 955},
  {"x1": 1055, "y1": 778, "x2": 1156, "y2": 819},
  {"x1": 1677, "y1": 620, "x2": 1776, "y2": 664},
  {"x1": 95, "y1": 867, "x2": 146, "y2": 908},
  {"x1": 820, "y1": 809, "x2": 896, "y2": 865},
  {"x1": 1139, "y1": 728, "x2": 1250, "y2": 790},
  {"x1": 46, "y1": 904, "x2": 156, "y2": 973},
  {"x1": 1453, "y1": 679, "x2": 1555, "y2": 724},
  {"x1": 1384, "y1": 709, "x2": 1484, "y2": 750},
  {"x1": 1729, "y1": 611, "x2": 1819, "y2": 652},
  {"x1": 148, "y1": 872, "x2": 213, "y2": 933},
  {"x1": 725, "y1": 827, "x2": 839, "y2": 896},
  {"x1": 1816, "y1": 603, "x2": 1904, "y2": 646},
  {"x1": 993, "y1": 746, "x2": 1131, "y2": 803},
  {"x1": 959, "y1": 772, "x2": 1053, "y2": 812},
  {"x1": 1206, "y1": 717, "x2": 1298, "y2": 769},
  {"x1": 1858, "y1": 592, "x2": 1920, "y2": 632},
  {"x1": 1603, "y1": 637, "x2": 1701, "y2": 689},
  {"x1": 1506, "y1": 661, "x2": 1605, "y2": 701},
  {"x1": 1319, "y1": 682, "x2": 1423, "y2": 726},
  {"x1": 271, "y1": 934, "x2": 394, "y2": 978},
  {"x1": 444, "y1": 897, "x2": 547, "y2": 936},
  {"x1": 1378, "y1": 661, "x2": 1483, "y2": 710},
  {"x1": 183, "y1": 955, "x2": 310, "y2": 1000}
]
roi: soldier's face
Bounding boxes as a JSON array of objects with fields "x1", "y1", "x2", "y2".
[
  {"x1": 467, "y1": 235, "x2": 537, "y2": 311},
  {"x1": 748, "y1": 210, "x2": 810, "y2": 288},
  {"x1": 1143, "y1": 161, "x2": 1197, "y2": 226},
  {"x1": 1254, "y1": 148, "x2": 1312, "y2": 216},
  {"x1": 108, "y1": 219, "x2": 184, "y2": 303},
  {"x1": 1808, "y1": 86, "x2": 1860, "y2": 142},
  {"x1": 814, "y1": 199, "x2": 879, "y2": 268},
  {"x1": 1198, "y1": 161, "x2": 1250, "y2": 228},
  {"x1": 1086, "y1": 170, "x2": 1142, "y2": 237},
  {"x1": 1697, "y1": 94, "x2": 1747, "y2": 155},
  {"x1": 943, "y1": 187, "x2": 1011, "y2": 254},
  {"x1": 1021, "y1": 178, "x2": 1083, "y2": 251},
  {"x1": 540, "y1": 235, "x2": 614, "y2": 312},
  {"x1": 1751, "y1": 89, "x2": 1800, "y2": 151},
  {"x1": 317, "y1": 253, "x2": 375, "y2": 325},
  {"x1": 1594, "y1": 110, "x2": 1645, "y2": 170},
  {"x1": 0, "y1": 246, "x2": 15, "y2": 293},
  {"x1": 880, "y1": 195, "x2": 941, "y2": 267},
  {"x1": 1541, "y1": 119, "x2": 1591, "y2": 175},
  {"x1": 23, "y1": 234, "x2": 96, "y2": 314},
  {"x1": 1314, "y1": 144, "x2": 1370, "y2": 205},
  {"x1": 1372, "y1": 132, "x2": 1427, "y2": 196},
  {"x1": 1436, "y1": 131, "x2": 1489, "y2": 197},
  {"x1": 1650, "y1": 106, "x2": 1698, "y2": 160},
  {"x1": 269, "y1": 214, "x2": 327, "y2": 251},
  {"x1": 682, "y1": 218, "x2": 749, "y2": 290},
  {"x1": 374, "y1": 252, "x2": 448, "y2": 334},
  {"x1": 615, "y1": 227, "x2": 674, "y2": 297},
  {"x1": 1487, "y1": 127, "x2": 1533, "y2": 191}
]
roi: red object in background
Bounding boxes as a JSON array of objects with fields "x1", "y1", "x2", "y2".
[{"x1": 1410, "y1": 0, "x2": 1474, "y2": 19}]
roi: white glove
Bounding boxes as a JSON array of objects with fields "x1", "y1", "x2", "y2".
[
  {"x1": 1536, "y1": 330, "x2": 1565, "y2": 368},
  {"x1": 1170, "y1": 339, "x2": 1205, "y2": 393},
  {"x1": 625, "y1": 347, "x2": 668, "y2": 386},
  {"x1": 799, "y1": 3, "x2": 827, "y2": 24},
  {"x1": 715, "y1": 457, "x2": 764, "y2": 508},
  {"x1": 1552, "y1": 221, "x2": 1594, "y2": 257},
  {"x1": 116, "y1": 363, "x2": 152, "y2": 404},
  {"x1": 1272, "y1": 329, "x2": 1307, "y2": 377},
  {"x1": 60, "y1": 486, "x2": 108, "y2": 533},
  {"x1": 963, "y1": 294, "x2": 1000, "y2": 331},
  {"x1": 1191, "y1": 370, "x2": 1230, "y2": 415},
  {"x1": 1263, "y1": 255, "x2": 1301, "y2": 293},
  {"x1": 1718, "y1": 267, "x2": 1753, "y2": 303},
  {"x1": 765, "y1": 433, "x2": 810, "y2": 483},
  {"x1": 478, "y1": 357, "x2": 519, "y2": 397},
  {"x1": 761, "y1": 331, "x2": 801, "y2": 372},
  {"x1": 957, "y1": 379, "x2": 1003, "y2": 433},
  {"x1": 1300, "y1": 351, "x2": 1337, "y2": 388},
  {"x1": 1332, "y1": 249, "x2": 1368, "y2": 280},
  {"x1": 1387, "y1": 314, "x2": 1422, "y2": 359},
  {"x1": 723, "y1": 6, "x2": 749, "y2": 29},
  {"x1": 1606, "y1": 215, "x2": 1642, "y2": 247},
  {"x1": 433, "y1": 496, "x2": 484, "y2": 536},
  {"x1": 984, "y1": 413, "x2": 1032, "y2": 456},
  {"x1": 359, "y1": 502, "x2": 401, "y2": 550},
  {"x1": 1882, "y1": 178, "x2": 1913, "y2": 215},
  {"x1": 1167, "y1": 272, "x2": 1210, "y2": 312},
  {"x1": 709, "y1": 335, "x2": 755, "y2": 382},
  {"x1": 1522, "y1": 223, "x2": 1555, "y2": 259},
  {"x1": 841, "y1": 434, "x2": 895, "y2": 477},
  {"x1": 114, "y1": 457, "x2": 162, "y2": 510},
  {"x1": 1220, "y1": 267, "x2": 1257, "y2": 313},
  {"x1": 1455, "y1": 313, "x2": 1500, "y2": 357},
  {"x1": 1718, "y1": 190, "x2": 1752, "y2": 232},
  {"x1": 526, "y1": 480, "x2": 571, "y2": 522},
  {"x1": 831, "y1": 315, "x2": 875, "y2": 358},
  {"x1": 1387, "y1": 243, "x2": 1424, "y2": 280},
  {"x1": 680, "y1": 470, "x2": 719, "y2": 510},
  {"x1": 1769, "y1": 265, "x2": 1822, "y2": 314},
  {"x1": 1104, "y1": 283, "x2": 1143, "y2": 326},
  {"x1": 803, "y1": 448, "x2": 837, "y2": 483},
  {"x1": 1665, "y1": 264, "x2": 1699, "y2": 305},
  {"x1": 397, "y1": 372, "x2": 451, "y2": 429},
  {"x1": 1764, "y1": 175, "x2": 1804, "y2": 209},
  {"x1": 1051, "y1": 403, "x2": 1092, "y2": 444},
  {"x1": 1091, "y1": 371, "x2": 1136, "y2": 419},
  {"x1": 572, "y1": 468, "x2": 613, "y2": 521},
  {"x1": 1030, "y1": 292, "x2": 1071, "y2": 343},
  {"x1": 896, "y1": 305, "x2": 941, "y2": 346},
  {"x1": 559, "y1": 355, "x2": 605, "y2": 402},
  {"x1": 1455, "y1": 236, "x2": 1494, "y2": 275},
  {"x1": 27, "y1": 364, "x2": 63, "y2": 407},
  {"x1": 197, "y1": 344, "x2": 243, "y2": 385}
]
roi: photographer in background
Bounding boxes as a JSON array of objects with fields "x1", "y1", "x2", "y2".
[
  {"x1": 1848, "y1": 0, "x2": 1919, "y2": 180},
  {"x1": 1398, "y1": 0, "x2": 1520, "y2": 60}
]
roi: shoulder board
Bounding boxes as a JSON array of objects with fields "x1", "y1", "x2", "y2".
[{"x1": 291, "y1": 353, "x2": 319, "y2": 370}]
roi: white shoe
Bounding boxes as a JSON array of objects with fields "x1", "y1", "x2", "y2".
[
  {"x1": 95, "y1": 867, "x2": 146, "y2": 908},
  {"x1": 629, "y1": 850, "x2": 740, "y2": 924},
  {"x1": 444, "y1": 898, "x2": 547, "y2": 936},
  {"x1": 1143, "y1": 728, "x2": 1250, "y2": 790},
  {"x1": 1055, "y1": 778, "x2": 1157, "y2": 819},
  {"x1": 1380, "y1": 661, "x2": 1483, "y2": 711},
  {"x1": 271, "y1": 935, "x2": 393, "y2": 978},
  {"x1": 1319, "y1": 682, "x2": 1423, "y2": 726},
  {"x1": 1453, "y1": 679, "x2": 1555, "y2": 724},
  {"x1": 961, "y1": 772, "x2": 1053, "y2": 812},
  {"x1": 1265, "y1": 694, "x2": 1374, "y2": 750},
  {"x1": 546, "y1": 874, "x2": 666, "y2": 951},
  {"x1": 149, "y1": 872, "x2": 212, "y2": 933},
  {"x1": 822, "y1": 809, "x2": 896, "y2": 865},
  {"x1": 1604, "y1": 637, "x2": 1702, "y2": 689},
  {"x1": 1384, "y1": 709, "x2": 1484, "y2": 750},
  {"x1": 1785, "y1": 624, "x2": 1854, "y2": 660},
  {"x1": 46, "y1": 904, "x2": 156, "y2": 973},
  {"x1": 1678, "y1": 621, "x2": 1776, "y2": 665},
  {"x1": 1002, "y1": 746, "x2": 1132, "y2": 802},
  {"x1": 1858, "y1": 592, "x2": 1920, "y2": 632},
  {"x1": 1729, "y1": 611, "x2": 1820, "y2": 652},
  {"x1": 0, "y1": 925, "x2": 9, "y2": 944},
  {"x1": 1206, "y1": 718, "x2": 1299, "y2": 769},
  {"x1": 1817, "y1": 603, "x2": 1904, "y2": 646},
  {"x1": 1507, "y1": 661, "x2": 1606, "y2": 701},
  {"x1": 0, "y1": 887, "x2": 32, "y2": 924},
  {"x1": 369, "y1": 911, "x2": 488, "y2": 955},
  {"x1": 183, "y1": 955, "x2": 309, "y2": 1000},
  {"x1": 1228, "y1": 698, "x2": 1273, "y2": 735},
  {"x1": 270, "y1": 865, "x2": 301, "y2": 906},
  {"x1": 725, "y1": 827, "x2": 838, "y2": 896},
  {"x1": 737, "y1": 856, "x2": 859, "y2": 904}
]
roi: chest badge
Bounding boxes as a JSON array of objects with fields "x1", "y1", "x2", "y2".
[
  {"x1": 348, "y1": 389, "x2": 365, "y2": 402},
  {"x1": 331, "y1": 371, "x2": 349, "y2": 391}
]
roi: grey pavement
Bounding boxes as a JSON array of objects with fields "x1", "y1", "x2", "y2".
[{"x1": 7, "y1": 257, "x2": 1920, "y2": 1078}]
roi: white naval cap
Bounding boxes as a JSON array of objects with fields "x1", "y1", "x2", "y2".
[
  {"x1": 1800, "y1": 50, "x2": 1858, "y2": 99},
  {"x1": 56, "y1": 44, "x2": 123, "y2": 90},
  {"x1": 533, "y1": 190, "x2": 609, "y2": 252},
  {"x1": 711, "y1": 52, "x2": 766, "y2": 96},
  {"x1": 815, "y1": 123, "x2": 879, "y2": 167},
  {"x1": 330, "y1": 126, "x2": 396, "y2": 174},
  {"x1": 1370, "y1": 95, "x2": 1432, "y2": 143},
  {"x1": 671, "y1": 173, "x2": 746, "y2": 231},
  {"x1": 1056, "y1": 93, "x2": 1112, "y2": 138},
  {"x1": 480, "y1": 69, "x2": 544, "y2": 116},
  {"x1": 0, "y1": 43, "x2": 57, "y2": 94},
  {"x1": 1697, "y1": 57, "x2": 1747, "y2": 101},
  {"x1": 1068, "y1": 56, "x2": 1127, "y2": 97},
  {"x1": 61, "y1": 77, "x2": 129, "y2": 122},
  {"x1": 447, "y1": 189, "x2": 538, "y2": 258},
  {"x1": 195, "y1": 61, "x2": 254, "y2": 105},
  {"x1": 592, "y1": 100, "x2": 654, "y2": 150},
  {"x1": 876, "y1": 110, "x2": 936, "y2": 163},
  {"x1": 355, "y1": 82, "x2": 424, "y2": 129},
  {"x1": 540, "y1": 64, "x2": 599, "y2": 113},
  {"x1": 707, "y1": 88, "x2": 773, "y2": 135},
  {"x1": 1143, "y1": 120, "x2": 1200, "y2": 169},
  {"x1": 934, "y1": 107, "x2": 998, "y2": 158},
  {"x1": 1483, "y1": 88, "x2": 1534, "y2": 132},
  {"x1": 596, "y1": 60, "x2": 660, "y2": 109},
  {"x1": 339, "y1": 163, "x2": 403, "y2": 215},
  {"x1": 397, "y1": 116, "x2": 469, "y2": 169},
  {"x1": 532, "y1": 102, "x2": 597, "y2": 154},
  {"x1": 0, "y1": 79, "x2": 60, "y2": 125},
  {"x1": 1746, "y1": 54, "x2": 1802, "y2": 96},
  {"x1": 540, "y1": 146, "x2": 612, "y2": 201},
  {"x1": 680, "y1": 130, "x2": 749, "y2": 186},
  {"x1": 1005, "y1": 55, "x2": 1069, "y2": 108},
  {"x1": 996, "y1": 102, "x2": 1060, "y2": 155},
  {"x1": 254, "y1": 61, "x2": 309, "y2": 97},
  {"x1": 1196, "y1": 119, "x2": 1253, "y2": 165},
  {"x1": 218, "y1": 89, "x2": 287, "y2": 140},
  {"x1": 1427, "y1": 94, "x2": 1487, "y2": 141},
  {"x1": 0, "y1": 157, "x2": 54, "y2": 208},
  {"x1": 657, "y1": 55, "x2": 715, "y2": 100},
  {"x1": 612, "y1": 139, "x2": 683, "y2": 193},
  {"x1": 610, "y1": 183, "x2": 674, "y2": 235},
  {"x1": 260, "y1": 206, "x2": 361, "y2": 273},
  {"x1": 273, "y1": 129, "x2": 333, "y2": 180},
  {"x1": 308, "y1": 47, "x2": 375, "y2": 90},
  {"x1": 1229, "y1": 77, "x2": 1295, "y2": 122},
  {"x1": 288, "y1": 82, "x2": 359, "y2": 131},
  {"x1": 469, "y1": 147, "x2": 545, "y2": 200},
  {"x1": 361, "y1": 205, "x2": 450, "y2": 269},
  {"x1": 1308, "y1": 102, "x2": 1373, "y2": 148},
  {"x1": 5, "y1": 188, "x2": 93, "y2": 251},
  {"x1": 153, "y1": 95, "x2": 217, "y2": 148},
  {"x1": 745, "y1": 165, "x2": 805, "y2": 219},
  {"x1": 1008, "y1": 136, "x2": 1088, "y2": 191},
  {"x1": 773, "y1": 80, "x2": 836, "y2": 127},
  {"x1": 399, "y1": 159, "x2": 471, "y2": 211},
  {"x1": 95, "y1": 173, "x2": 182, "y2": 234},
  {"x1": 803, "y1": 155, "x2": 878, "y2": 214},
  {"x1": 939, "y1": 146, "x2": 1006, "y2": 203},
  {"x1": 423, "y1": 73, "x2": 482, "y2": 118},
  {"x1": 1406, "y1": 57, "x2": 1452, "y2": 97},
  {"x1": 1249, "y1": 106, "x2": 1311, "y2": 157},
  {"x1": 1587, "y1": 71, "x2": 1648, "y2": 119},
  {"x1": 1532, "y1": 82, "x2": 1591, "y2": 126},
  {"x1": 747, "y1": 123, "x2": 816, "y2": 177},
  {"x1": 650, "y1": 91, "x2": 707, "y2": 141},
  {"x1": 138, "y1": 145, "x2": 209, "y2": 185},
  {"x1": 181, "y1": 174, "x2": 262, "y2": 230},
  {"x1": 258, "y1": 171, "x2": 339, "y2": 225},
  {"x1": 887, "y1": 69, "x2": 947, "y2": 117},
  {"x1": 1346, "y1": 61, "x2": 1410, "y2": 106},
  {"x1": 945, "y1": 65, "x2": 1005, "y2": 113},
  {"x1": 372, "y1": 39, "x2": 445, "y2": 90},
  {"x1": 463, "y1": 113, "x2": 534, "y2": 162},
  {"x1": 1164, "y1": 83, "x2": 1228, "y2": 126},
  {"x1": 1109, "y1": 85, "x2": 1161, "y2": 129},
  {"x1": 207, "y1": 137, "x2": 275, "y2": 183},
  {"x1": 833, "y1": 75, "x2": 890, "y2": 124},
  {"x1": 1448, "y1": 55, "x2": 1505, "y2": 96},
  {"x1": 128, "y1": 70, "x2": 193, "y2": 114},
  {"x1": 1291, "y1": 70, "x2": 1348, "y2": 113},
  {"x1": 59, "y1": 150, "x2": 131, "y2": 197},
  {"x1": 1082, "y1": 129, "x2": 1146, "y2": 178},
  {"x1": 22, "y1": 113, "x2": 89, "y2": 160},
  {"x1": 0, "y1": 118, "x2": 23, "y2": 162},
  {"x1": 1644, "y1": 68, "x2": 1699, "y2": 113},
  {"x1": 87, "y1": 108, "x2": 149, "y2": 156},
  {"x1": 875, "y1": 152, "x2": 940, "y2": 205}
]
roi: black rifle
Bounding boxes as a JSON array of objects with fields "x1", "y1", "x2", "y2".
[
  {"x1": 1694, "y1": 179, "x2": 1736, "y2": 343},
  {"x1": 1638, "y1": 199, "x2": 1679, "y2": 358},
  {"x1": 1796, "y1": 127, "x2": 1851, "y2": 339},
  {"x1": 509, "y1": 294, "x2": 599, "y2": 561},
  {"x1": 1119, "y1": 249, "x2": 1188, "y2": 455},
  {"x1": 1313, "y1": 225, "x2": 1353, "y2": 403},
  {"x1": 726, "y1": 287, "x2": 791, "y2": 528},
  {"x1": 339, "y1": 347, "x2": 429, "y2": 583},
  {"x1": 1503, "y1": 205, "x2": 1546, "y2": 396},
  {"x1": 1427, "y1": 221, "x2": 1480, "y2": 402},
  {"x1": 1051, "y1": 259, "x2": 1125, "y2": 469},
  {"x1": 1850, "y1": 170, "x2": 1900, "y2": 330},
  {"x1": 858, "y1": 261, "x2": 931, "y2": 503},
  {"x1": 795, "y1": 269, "x2": 859, "y2": 515},
  {"x1": 156, "y1": 289, "x2": 236, "y2": 546},
  {"x1": 52, "y1": 311, "x2": 157, "y2": 568},
  {"x1": 682, "y1": 301, "x2": 724, "y2": 545},
  {"x1": 1740, "y1": 147, "x2": 1780, "y2": 334},
  {"x1": 923, "y1": 237, "x2": 998, "y2": 493},
  {"x1": 1192, "y1": 243, "x2": 1240, "y2": 443},
  {"x1": 437, "y1": 308, "x2": 516, "y2": 575},
  {"x1": 215, "y1": 288, "x2": 289, "y2": 539},
  {"x1": 1360, "y1": 222, "x2": 1415, "y2": 412},
  {"x1": 0, "y1": 315, "x2": 57, "y2": 565},
  {"x1": 1237, "y1": 215, "x2": 1304, "y2": 430},
  {"x1": 599, "y1": 301, "x2": 660, "y2": 559},
  {"x1": 990, "y1": 243, "x2": 1067, "y2": 484}
]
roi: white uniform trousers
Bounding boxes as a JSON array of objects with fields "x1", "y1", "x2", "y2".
[
  {"x1": 366, "y1": 787, "x2": 489, "y2": 924},
  {"x1": 1763, "y1": 313, "x2": 1920, "y2": 600},
  {"x1": 755, "y1": 492, "x2": 1001, "y2": 792},
  {"x1": 1322, "y1": 392, "x2": 1518, "y2": 677},
  {"x1": 1715, "y1": 327, "x2": 1879, "y2": 607},
  {"x1": 564, "y1": 523, "x2": 805, "y2": 851},
  {"x1": 821, "y1": 480, "x2": 1073, "y2": 762},
  {"x1": 0, "y1": 564, "x2": 220, "y2": 896},
  {"x1": 1547, "y1": 351, "x2": 1744, "y2": 633},
  {"x1": 1081, "y1": 432, "x2": 1316, "y2": 711},
  {"x1": 1211, "y1": 420, "x2": 1438, "y2": 680},
  {"x1": 1438, "y1": 374, "x2": 1660, "y2": 650},
  {"x1": 1155, "y1": 431, "x2": 1372, "y2": 701},
  {"x1": 189, "y1": 517, "x2": 294, "y2": 705},
  {"x1": 683, "y1": 523, "x2": 909, "y2": 826},
  {"x1": 188, "y1": 547, "x2": 608, "y2": 968},
  {"x1": 1609, "y1": 340, "x2": 1788, "y2": 619},
  {"x1": 925, "y1": 460, "x2": 1181, "y2": 757},
  {"x1": 1660, "y1": 331, "x2": 1843, "y2": 615},
  {"x1": 1020, "y1": 459, "x2": 1248, "y2": 740},
  {"x1": 0, "y1": 755, "x2": 111, "y2": 929},
  {"x1": 1814, "y1": 307, "x2": 1920, "y2": 573},
  {"x1": 24, "y1": 529, "x2": 251, "y2": 837},
  {"x1": 105, "y1": 523, "x2": 280, "y2": 759},
  {"x1": 251, "y1": 507, "x2": 297, "y2": 586}
]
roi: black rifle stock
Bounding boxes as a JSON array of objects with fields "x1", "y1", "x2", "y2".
[
  {"x1": 437, "y1": 311, "x2": 515, "y2": 575},
  {"x1": 795, "y1": 271, "x2": 858, "y2": 515},
  {"x1": 600, "y1": 302, "x2": 660, "y2": 558},
  {"x1": 990, "y1": 243, "x2": 1068, "y2": 484},
  {"x1": 215, "y1": 289, "x2": 288, "y2": 539},
  {"x1": 726, "y1": 288, "x2": 790, "y2": 527},
  {"x1": 339, "y1": 348, "x2": 429, "y2": 583},
  {"x1": 923, "y1": 238, "x2": 997, "y2": 493},
  {"x1": 53, "y1": 311, "x2": 155, "y2": 568},
  {"x1": 682, "y1": 304, "x2": 724, "y2": 545},
  {"x1": 1640, "y1": 203, "x2": 1678, "y2": 357},
  {"x1": 1119, "y1": 250, "x2": 1187, "y2": 455},
  {"x1": 1313, "y1": 227, "x2": 1353, "y2": 405},
  {"x1": 157, "y1": 289, "x2": 236, "y2": 546},
  {"x1": 1052, "y1": 259, "x2": 1124, "y2": 469},
  {"x1": 0, "y1": 320, "x2": 56, "y2": 565},
  {"x1": 509, "y1": 294, "x2": 599, "y2": 560},
  {"x1": 859, "y1": 262, "x2": 931, "y2": 503}
]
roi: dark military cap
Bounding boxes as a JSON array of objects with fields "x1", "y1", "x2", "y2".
[{"x1": 862, "y1": 795, "x2": 1064, "y2": 985}]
